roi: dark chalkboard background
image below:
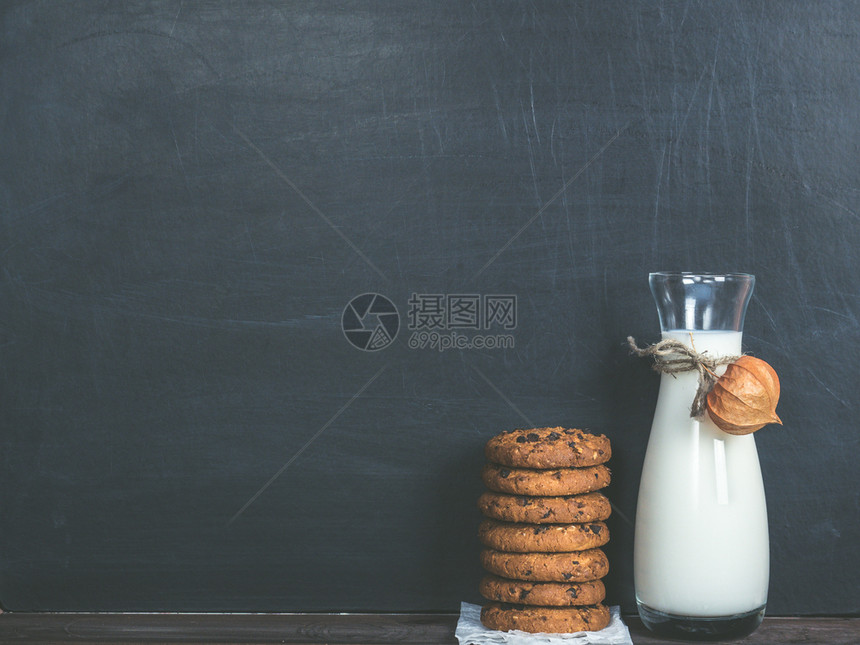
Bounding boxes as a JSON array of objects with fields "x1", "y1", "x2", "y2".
[{"x1": 1, "y1": 1, "x2": 858, "y2": 615}]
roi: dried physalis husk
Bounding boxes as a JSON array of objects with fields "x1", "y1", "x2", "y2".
[{"x1": 706, "y1": 356, "x2": 782, "y2": 435}]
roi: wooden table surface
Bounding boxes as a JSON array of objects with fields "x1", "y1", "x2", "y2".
[{"x1": 0, "y1": 612, "x2": 858, "y2": 644}]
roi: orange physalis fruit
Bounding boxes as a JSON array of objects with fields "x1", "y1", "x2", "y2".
[{"x1": 706, "y1": 355, "x2": 782, "y2": 435}]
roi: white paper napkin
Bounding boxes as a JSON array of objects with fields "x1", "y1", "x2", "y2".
[{"x1": 455, "y1": 602, "x2": 632, "y2": 645}]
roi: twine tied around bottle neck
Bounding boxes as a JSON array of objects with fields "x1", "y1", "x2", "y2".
[{"x1": 627, "y1": 335, "x2": 741, "y2": 418}]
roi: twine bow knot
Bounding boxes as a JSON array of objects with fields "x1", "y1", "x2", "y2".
[{"x1": 627, "y1": 336, "x2": 740, "y2": 418}]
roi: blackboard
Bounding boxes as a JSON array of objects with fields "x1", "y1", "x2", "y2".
[{"x1": 1, "y1": 1, "x2": 858, "y2": 615}]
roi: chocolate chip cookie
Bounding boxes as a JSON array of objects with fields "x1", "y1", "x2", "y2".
[
  {"x1": 477, "y1": 491, "x2": 612, "y2": 524},
  {"x1": 480, "y1": 602, "x2": 610, "y2": 633},
  {"x1": 480, "y1": 548, "x2": 609, "y2": 582},
  {"x1": 481, "y1": 462, "x2": 611, "y2": 496},
  {"x1": 479, "y1": 575, "x2": 605, "y2": 607},
  {"x1": 478, "y1": 519, "x2": 609, "y2": 552},
  {"x1": 484, "y1": 427, "x2": 611, "y2": 469}
]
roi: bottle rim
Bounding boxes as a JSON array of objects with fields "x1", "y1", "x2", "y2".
[
  {"x1": 648, "y1": 272, "x2": 755, "y2": 332},
  {"x1": 649, "y1": 271, "x2": 754, "y2": 281}
]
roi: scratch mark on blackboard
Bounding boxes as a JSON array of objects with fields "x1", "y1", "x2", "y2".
[
  {"x1": 244, "y1": 220, "x2": 259, "y2": 265},
  {"x1": 521, "y1": 100, "x2": 541, "y2": 207},
  {"x1": 738, "y1": 2, "x2": 767, "y2": 173},
  {"x1": 607, "y1": 51, "x2": 616, "y2": 109},
  {"x1": 491, "y1": 83, "x2": 509, "y2": 144},
  {"x1": 714, "y1": 81, "x2": 732, "y2": 171},
  {"x1": 549, "y1": 347, "x2": 570, "y2": 379},
  {"x1": 169, "y1": 1, "x2": 183, "y2": 38},
  {"x1": 822, "y1": 196, "x2": 859, "y2": 220},
  {"x1": 806, "y1": 367, "x2": 852, "y2": 410},
  {"x1": 7, "y1": 191, "x2": 69, "y2": 226},
  {"x1": 233, "y1": 125, "x2": 388, "y2": 282},
  {"x1": 470, "y1": 363, "x2": 533, "y2": 427},
  {"x1": 472, "y1": 121, "x2": 632, "y2": 281},
  {"x1": 609, "y1": 503, "x2": 634, "y2": 528},
  {"x1": 652, "y1": 143, "x2": 668, "y2": 257},
  {"x1": 811, "y1": 306, "x2": 856, "y2": 323},
  {"x1": 227, "y1": 364, "x2": 389, "y2": 525},
  {"x1": 781, "y1": 219, "x2": 812, "y2": 327},
  {"x1": 56, "y1": 27, "x2": 217, "y2": 77},
  {"x1": 92, "y1": 304, "x2": 332, "y2": 331},
  {"x1": 674, "y1": 64, "x2": 707, "y2": 155},
  {"x1": 529, "y1": 67, "x2": 540, "y2": 147},
  {"x1": 634, "y1": 10, "x2": 655, "y2": 164},
  {"x1": 393, "y1": 241, "x2": 404, "y2": 283},
  {"x1": 433, "y1": 121, "x2": 445, "y2": 155},
  {"x1": 168, "y1": 117, "x2": 190, "y2": 195},
  {"x1": 744, "y1": 145, "x2": 754, "y2": 240},
  {"x1": 704, "y1": 35, "x2": 720, "y2": 215},
  {"x1": 751, "y1": 294, "x2": 779, "y2": 334}
]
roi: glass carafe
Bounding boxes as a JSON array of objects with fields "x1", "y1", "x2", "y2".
[{"x1": 634, "y1": 272, "x2": 768, "y2": 640}]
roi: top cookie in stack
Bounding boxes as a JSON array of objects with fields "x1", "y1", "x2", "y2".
[
  {"x1": 484, "y1": 426, "x2": 611, "y2": 470},
  {"x1": 478, "y1": 427, "x2": 613, "y2": 635}
]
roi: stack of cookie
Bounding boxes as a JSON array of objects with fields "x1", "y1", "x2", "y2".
[{"x1": 477, "y1": 427, "x2": 613, "y2": 634}]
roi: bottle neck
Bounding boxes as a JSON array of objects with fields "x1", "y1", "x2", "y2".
[
  {"x1": 660, "y1": 329, "x2": 743, "y2": 358},
  {"x1": 650, "y1": 273, "x2": 754, "y2": 333}
]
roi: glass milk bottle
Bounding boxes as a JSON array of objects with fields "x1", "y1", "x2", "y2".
[{"x1": 634, "y1": 272, "x2": 769, "y2": 640}]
